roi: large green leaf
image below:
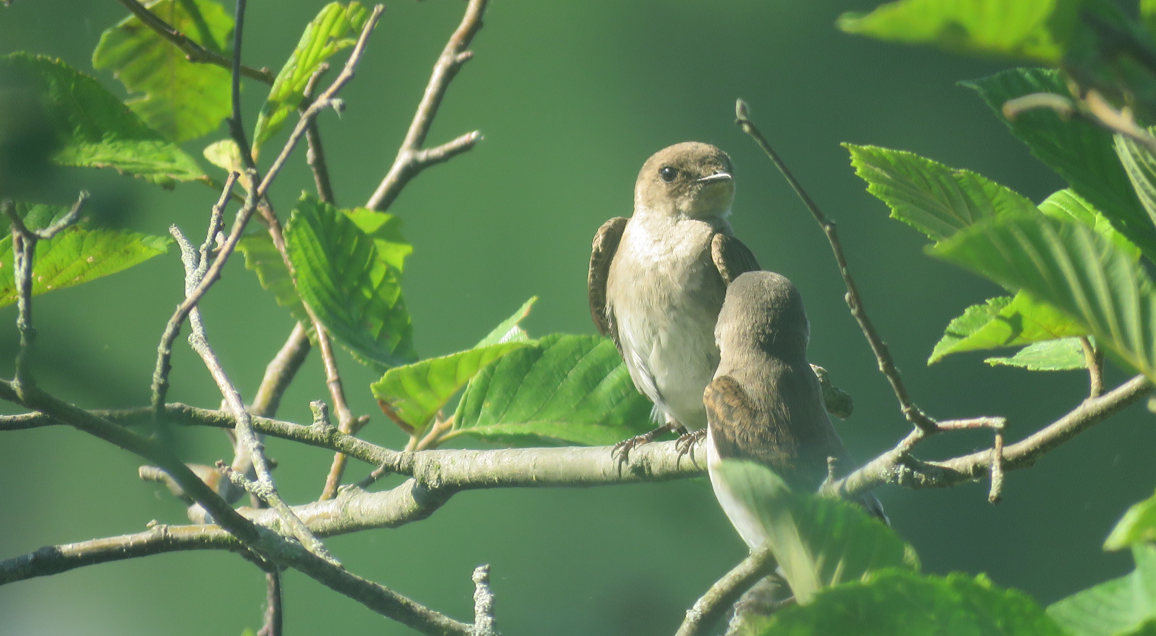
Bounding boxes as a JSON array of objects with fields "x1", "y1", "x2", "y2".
[
  {"x1": 371, "y1": 299, "x2": 536, "y2": 436},
  {"x1": 845, "y1": 144, "x2": 1036, "y2": 242},
  {"x1": 984, "y1": 338, "x2": 1088, "y2": 370},
  {"x1": 0, "y1": 203, "x2": 170, "y2": 307},
  {"x1": 93, "y1": 0, "x2": 233, "y2": 143},
  {"x1": 836, "y1": 0, "x2": 1075, "y2": 64},
  {"x1": 0, "y1": 53, "x2": 204, "y2": 186},
  {"x1": 712, "y1": 461, "x2": 915, "y2": 605},
  {"x1": 237, "y1": 232, "x2": 310, "y2": 325},
  {"x1": 252, "y1": 2, "x2": 370, "y2": 156},
  {"x1": 1039, "y1": 189, "x2": 1143, "y2": 260},
  {"x1": 932, "y1": 213, "x2": 1156, "y2": 382},
  {"x1": 1115, "y1": 133, "x2": 1156, "y2": 237},
  {"x1": 1105, "y1": 490, "x2": 1156, "y2": 551},
  {"x1": 964, "y1": 68, "x2": 1156, "y2": 260},
  {"x1": 446, "y1": 334, "x2": 654, "y2": 447},
  {"x1": 930, "y1": 292, "x2": 1087, "y2": 364},
  {"x1": 745, "y1": 570, "x2": 1065, "y2": 636},
  {"x1": 285, "y1": 193, "x2": 415, "y2": 370},
  {"x1": 1047, "y1": 544, "x2": 1156, "y2": 636}
]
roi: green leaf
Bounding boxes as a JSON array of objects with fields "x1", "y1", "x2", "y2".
[
  {"x1": 203, "y1": 139, "x2": 253, "y2": 190},
  {"x1": 1040, "y1": 189, "x2": 1142, "y2": 260},
  {"x1": 836, "y1": 0, "x2": 1077, "y2": 64},
  {"x1": 1115, "y1": 133, "x2": 1156, "y2": 238},
  {"x1": 341, "y1": 206, "x2": 412, "y2": 273},
  {"x1": 237, "y1": 232, "x2": 310, "y2": 325},
  {"x1": 92, "y1": 0, "x2": 233, "y2": 143},
  {"x1": 1047, "y1": 544, "x2": 1156, "y2": 636},
  {"x1": 984, "y1": 338, "x2": 1089, "y2": 370},
  {"x1": 476, "y1": 297, "x2": 536, "y2": 347},
  {"x1": 252, "y1": 2, "x2": 370, "y2": 156},
  {"x1": 747, "y1": 569, "x2": 1065, "y2": 636},
  {"x1": 1105, "y1": 490, "x2": 1156, "y2": 551},
  {"x1": 1144, "y1": 0, "x2": 1156, "y2": 36},
  {"x1": 447, "y1": 334, "x2": 655, "y2": 447},
  {"x1": 0, "y1": 53, "x2": 204, "y2": 186},
  {"x1": 0, "y1": 204, "x2": 170, "y2": 307},
  {"x1": 285, "y1": 193, "x2": 416, "y2": 370},
  {"x1": 932, "y1": 213, "x2": 1156, "y2": 383},
  {"x1": 370, "y1": 299, "x2": 537, "y2": 436},
  {"x1": 712, "y1": 461, "x2": 916, "y2": 605},
  {"x1": 929, "y1": 292, "x2": 1087, "y2": 364},
  {"x1": 845, "y1": 144, "x2": 1036, "y2": 242},
  {"x1": 964, "y1": 68, "x2": 1156, "y2": 260}
]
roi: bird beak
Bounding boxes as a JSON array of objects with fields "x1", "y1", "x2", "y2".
[{"x1": 698, "y1": 172, "x2": 733, "y2": 184}]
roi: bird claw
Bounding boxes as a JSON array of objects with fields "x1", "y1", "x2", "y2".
[
  {"x1": 675, "y1": 428, "x2": 707, "y2": 465},
  {"x1": 612, "y1": 422, "x2": 684, "y2": 466}
]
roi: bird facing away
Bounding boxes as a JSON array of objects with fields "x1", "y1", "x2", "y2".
[
  {"x1": 588, "y1": 142, "x2": 761, "y2": 454},
  {"x1": 705, "y1": 271, "x2": 885, "y2": 549}
]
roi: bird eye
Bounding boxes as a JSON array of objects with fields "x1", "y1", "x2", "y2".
[{"x1": 659, "y1": 166, "x2": 678, "y2": 182}]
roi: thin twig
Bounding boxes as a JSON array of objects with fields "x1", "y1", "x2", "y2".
[
  {"x1": 302, "y1": 63, "x2": 336, "y2": 205},
  {"x1": 365, "y1": 0, "x2": 487, "y2": 211},
  {"x1": 1080, "y1": 336, "x2": 1104, "y2": 399},
  {"x1": 735, "y1": 99, "x2": 938, "y2": 435},
  {"x1": 676, "y1": 547, "x2": 777, "y2": 636},
  {"x1": 1001, "y1": 89, "x2": 1156, "y2": 157},
  {"x1": 229, "y1": 0, "x2": 256, "y2": 168},
  {"x1": 114, "y1": 0, "x2": 274, "y2": 84},
  {"x1": 256, "y1": 570, "x2": 284, "y2": 636}
]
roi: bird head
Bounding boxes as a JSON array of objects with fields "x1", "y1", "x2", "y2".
[{"x1": 634, "y1": 142, "x2": 735, "y2": 220}]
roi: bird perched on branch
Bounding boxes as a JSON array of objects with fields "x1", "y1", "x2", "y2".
[
  {"x1": 705, "y1": 271, "x2": 885, "y2": 551},
  {"x1": 588, "y1": 142, "x2": 761, "y2": 457}
]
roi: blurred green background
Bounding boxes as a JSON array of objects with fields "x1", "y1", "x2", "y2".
[{"x1": 2, "y1": 1, "x2": 1155, "y2": 634}]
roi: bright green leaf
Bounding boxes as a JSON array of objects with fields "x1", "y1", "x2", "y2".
[
  {"x1": 746, "y1": 569, "x2": 1065, "y2": 636},
  {"x1": 0, "y1": 53, "x2": 204, "y2": 186},
  {"x1": 932, "y1": 213, "x2": 1156, "y2": 383},
  {"x1": 341, "y1": 206, "x2": 412, "y2": 273},
  {"x1": 203, "y1": 139, "x2": 253, "y2": 191},
  {"x1": 1047, "y1": 544, "x2": 1156, "y2": 636},
  {"x1": 1115, "y1": 132, "x2": 1156, "y2": 237},
  {"x1": 371, "y1": 299, "x2": 537, "y2": 436},
  {"x1": 93, "y1": 0, "x2": 233, "y2": 143},
  {"x1": 1105, "y1": 490, "x2": 1156, "y2": 551},
  {"x1": 285, "y1": 193, "x2": 416, "y2": 370},
  {"x1": 930, "y1": 292, "x2": 1087, "y2": 364},
  {"x1": 964, "y1": 68, "x2": 1156, "y2": 260},
  {"x1": 984, "y1": 338, "x2": 1089, "y2": 370},
  {"x1": 845, "y1": 144, "x2": 1036, "y2": 242},
  {"x1": 447, "y1": 334, "x2": 654, "y2": 447},
  {"x1": 252, "y1": 2, "x2": 370, "y2": 156},
  {"x1": 836, "y1": 0, "x2": 1075, "y2": 64},
  {"x1": 712, "y1": 461, "x2": 915, "y2": 605},
  {"x1": 237, "y1": 232, "x2": 310, "y2": 325},
  {"x1": 1144, "y1": 0, "x2": 1156, "y2": 36},
  {"x1": 0, "y1": 204, "x2": 170, "y2": 307},
  {"x1": 1040, "y1": 189, "x2": 1142, "y2": 260},
  {"x1": 475, "y1": 297, "x2": 536, "y2": 347}
]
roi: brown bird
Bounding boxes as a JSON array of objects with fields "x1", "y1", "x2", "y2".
[
  {"x1": 706, "y1": 271, "x2": 885, "y2": 551},
  {"x1": 588, "y1": 142, "x2": 760, "y2": 456}
]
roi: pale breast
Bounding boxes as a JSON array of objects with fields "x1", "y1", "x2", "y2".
[{"x1": 606, "y1": 215, "x2": 728, "y2": 429}]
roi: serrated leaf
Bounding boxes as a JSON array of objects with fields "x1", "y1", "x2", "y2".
[
  {"x1": 237, "y1": 232, "x2": 310, "y2": 325},
  {"x1": 744, "y1": 570, "x2": 1065, "y2": 636},
  {"x1": 711, "y1": 461, "x2": 915, "y2": 605},
  {"x1": 1105, "y1": 490, "x2": 1156, "y2": 551},
  {"x1": 93, "y1": 0, "x2": 233, "y2": 143},
  {"x1": 371, "y1": 299, "x2": 537, "y2": 436},
  {"x1": 341, "y1": 206, "x2": 412, "y2": 273},
  {"x1": 932, "y1": 213, "x2": 1156, "y2": 383},
  {"x1": 964, "y1": 68, "x2": 1156, "y2": 260},
  {"x1": 476, "y1": 297, "x2": 536, "y2": 347},
  {"x1": 845, "y1": 144, "x2": 1036, "y2": 242},
  {"x1": 1047, "y1": 544, "x2": 1156, "y2": 636},
  {"x1": 285, "y1": 193, "x2": 416, "y2": 370},
  {"x1": 446, "y1": 334, "x2": 654, "y2": 447},
  {"x1": 252, "y1": 2, "x2": 370, "y2": 156},
  {"x1": 0, "y1": 204, "x2": 170, "y2": 307},
  {"x1": 1040, "y1": 189, "x2": 1142, "y2": 260},
  {"x1": 0, "y1": 53, "x2": 204, "y2": 186},
  {"x1": 930, "y1": 292, "x2": 1087, "y2": 364},
  {"x1": 836, "y1": 0, "x2": 1073, "y2": 64},
  {"x1": 985, "y1": 338, "x2": 1089, "y2": 370}
]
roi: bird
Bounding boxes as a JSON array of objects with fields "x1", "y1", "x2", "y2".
[
  {"x1": 588, "y1": 142, "x2": 761, "y2": 457},
  {"x1": 705, "y1": 271, "x2": 885, "y2": 552}
]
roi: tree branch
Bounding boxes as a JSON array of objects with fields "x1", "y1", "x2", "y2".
[
  {"x1": 365, "y1": 0, "x2": 487, "y2": 211},
  {"x1": 676, "y1": 547, "x2": 777, "y2": 636},
  {"x1": 114, "y1": 0, "x2": 274, "y2": 84}
]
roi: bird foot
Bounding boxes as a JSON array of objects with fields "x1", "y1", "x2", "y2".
[
  {"x1": 612, "y1": 422, "x2": 685, "y2": 465},
  {"x1": 675, "y1": 428, "x2": 707, "y2": 464}
]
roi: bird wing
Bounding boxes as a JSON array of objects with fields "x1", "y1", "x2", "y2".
[
  {"x1": 588, "y1": 217, "x2": 628, "y2": 344},
  {"x1": 705, "y1": 374, "x2": 797, "y2": 474},
  {"x1": 711, "y1": 233, "x2": 761, "y2": 285}
]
